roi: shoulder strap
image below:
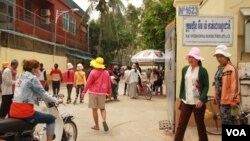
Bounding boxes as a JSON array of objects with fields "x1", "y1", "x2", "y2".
[{"x1": 95, "y1": 70, "x2": 105, "y2": 83}]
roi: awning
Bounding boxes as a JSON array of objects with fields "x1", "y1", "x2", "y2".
[{"x1": 67, "y1": 53, "x2": 93, "y2": 61}]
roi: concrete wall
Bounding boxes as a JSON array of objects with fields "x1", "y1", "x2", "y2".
[
  {"x1": 174, "y1": 0, "x2": 250, "y2": 98},
  {"x1": 0, "y1": 47, "x2": 67, "y2": 80}
]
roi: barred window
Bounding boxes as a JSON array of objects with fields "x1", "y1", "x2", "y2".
[
  {"x1": 24, "y1": 0, "x2": 32, "y2": 20},
  {"x1": 69, "y1": 17, "x2": 76, "y2": 34},
  {"x1": 63, "y1": 13, "x2": 69, "y2": 31}
]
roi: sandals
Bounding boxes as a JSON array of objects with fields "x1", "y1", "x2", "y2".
[
  {"x1": 103, "y1": 121, "x2": 109, "y2": 132},
  {"x1": 91, "y1": 126, "x2": 100, "y2": 130},
  {"x1": 91, "y1": 121, "x2": 109, "y2": 132}
]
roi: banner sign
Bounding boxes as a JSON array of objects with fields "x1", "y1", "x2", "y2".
[
  {"x1": 179, "y1": 5, "x2": 199, "y2": 16},
  {"x1": 183, "y1": 16, "x2": 233, "y2": 46}
]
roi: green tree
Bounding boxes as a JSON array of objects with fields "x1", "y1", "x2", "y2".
[
  {"x1": 81, "y1": 0, "x2": 126, "y2": 57},
  {"x1": 88, "y1": 20, "x2": 100, "y2": 55},
  {"x1": 121, "y1": 4, "x2": 142, "y2": 65},
  {"x1": 140, "y1": 0, "x2": 175, "y2": 51}
]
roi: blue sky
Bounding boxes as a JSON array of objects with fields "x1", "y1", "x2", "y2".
[{"x1": 73, "y1": 0, "x2": 143, "y2": 20}]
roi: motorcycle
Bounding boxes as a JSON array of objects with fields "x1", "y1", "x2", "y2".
[{"x1": 0, "y1": 94, "x2": 77, "y2": 141}]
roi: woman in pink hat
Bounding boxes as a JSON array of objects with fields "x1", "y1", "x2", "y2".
[{"x1": 174, "y1": 47, "x2": 209, "y2": 141}]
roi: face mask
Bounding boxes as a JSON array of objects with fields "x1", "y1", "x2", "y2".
[{"x1": 35, "y1": 69, "x2": 41, "y2": 77}]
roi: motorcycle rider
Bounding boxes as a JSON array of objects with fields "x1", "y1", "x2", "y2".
[{"x1": 9, "y1": 59, "x2": 62, "y2": 141}]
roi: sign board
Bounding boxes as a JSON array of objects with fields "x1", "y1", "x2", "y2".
[
  {"x1": 183, "y1": 16, "x2": 233, "y2": 46},
  {"x1": 179, "y1": 5, "x2": 199, "y2": 16}
]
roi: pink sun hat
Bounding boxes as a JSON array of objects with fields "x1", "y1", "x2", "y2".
[{"x1": 185, "y1": 47, "x2": 204, "y2": 61}]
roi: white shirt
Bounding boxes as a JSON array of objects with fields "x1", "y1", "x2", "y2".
[
  {"x1": 124, "y1": 70, "x2": 130, "y2": 80},
  {"x1": 182, "y1": 66, "x2": 200, "y2": 105},
  {"x1": 127, "y1": 69, "x2": 141, "y2": 84},
  {"x1": 1, "y1": 68, "x2": 16, "y2": 95}
]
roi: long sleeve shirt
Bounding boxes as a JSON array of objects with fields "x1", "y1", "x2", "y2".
[
  {"x1": 82, "y1": 69, "x2": 111, "y2": 96},
  {"x1": 1, "y1": 67, "x2": 16, "y2": 95},
  {"x1": 10, "y1": 71, "x2": 57, "y2": 118},
  {"x1": 74, "y1": 70, "x2": 86, "y2": 86},
  {"x1": 50, "y1": 68, "x2": 63, "y2": 81},
  {"x1": 63, "y1": 69, "x2": 75, "y2": 85},
  {"x1": 179, "y1": 65, "x2": 209, "y2": 103}
]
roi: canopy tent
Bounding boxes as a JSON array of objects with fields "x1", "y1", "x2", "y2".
[{"x1": 131, "y1": 49, "x2": 165, "y2": 63}]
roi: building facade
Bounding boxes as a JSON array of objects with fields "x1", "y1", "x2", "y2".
[
  {"x1": 0, "y1": 0, "x2": 92, "y2": 73},
  {"x1": 173, "y1": 0, "x2": 250, "y2": 126},
  {"x1": 174, "y1": 0, "x2": 250, "y2": 95}
]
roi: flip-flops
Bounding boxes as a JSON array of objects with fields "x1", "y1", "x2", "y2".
[
  {"x1": 91, "y1": 126, "x2": 100, "y2": 130},
  {"x1": 103, "y1": 121, "x2": 109, "y2": 132}
]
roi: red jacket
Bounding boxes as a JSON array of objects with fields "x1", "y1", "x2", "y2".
[
  {"x1": 50, "y1": 68, "x2": 63, "y2": 81},
  {"x1": 82, "y1": 69, "x2": 111, "y2": 96},
  {"x1": 63, "y1": 69, "x2": 75, "y2": 85}
]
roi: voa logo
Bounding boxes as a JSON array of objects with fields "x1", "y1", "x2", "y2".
[{"x1": 226, "y1": 129, "x2": 246, "y2": 136}]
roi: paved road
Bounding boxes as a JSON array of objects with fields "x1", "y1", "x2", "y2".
[
  {"x1": 55, "y1": 80, "x2": 221, "y2": 141},
  {"x1": 0, "y1": 79, "x2": 221, "y2": 141}
]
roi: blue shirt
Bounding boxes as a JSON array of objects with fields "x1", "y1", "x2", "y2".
[{"x1": 12, "y1": 71, "x2": 57, "y2": 105}]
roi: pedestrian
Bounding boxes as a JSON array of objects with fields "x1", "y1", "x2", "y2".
[
  {"x1": 112, "y1": 65, "x2": 121, "y2": 100},
  {"x1": 151, "y1": 73, "x2": 163, "y2": 92},
  {"x1": 135, "y1": 62, "x2": 142, "y2": 88},
  {"x1": 123, "y1": 66, "x2": 131, "y2": 96},
  {"x1": 63, "y1": 63, "x2": 75, "y2": 104},
  {"x1": 135, "y1": 62, "x2": 142, "y2": 74},
  {"x1": 120, "y1": 67, "x2": 125, "y2": 78},
  {"x1": 50, "y1": 63, "x2": 63, "y2": 97},
  {"x1": 146, "y1": 68, "x2": 152, "y2": 82},
  {"x1": 81, "y1": 57, "x2": 111, "y2": 132},
  {"x1": 38, "y1": 63, "x2": 48, "y2": 91},
  {"x1": 152, "y1": 68, "x2": 157, "y2": 80},
  {"x1": 0, "y1": 59, "x2": 18, "y2": 118},
  {"x1": 74, "y1": 63, "x2": 86, "y2": 104},
  {"x1": 213, "y1": 45, "x2": 240, "y2": 125},
  {"x1": 126, "y1": 64, "x2": 142, "y2": 99},
  {"x1": 86, "y1": 60, "x2": 94, "y2": 80},
  {"x1": 0, "y1": 62, "x2": 9, "y2": 94},
  {"x1": 110, "y1": 75, "x2": 118, "y2": 100},
  {"x1": 174, "y1": 47, "x2": 209, "y2": 141},
  {"x1": 9, "y1": 59, "x2": 62, "y2": 141},
  {"x1": 106, "y1": 64, "x2": 113, "y2": 76}
]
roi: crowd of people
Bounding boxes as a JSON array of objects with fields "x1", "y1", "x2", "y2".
[{"x1": 0, "y1": 44, "x2": 242, "y2": 141}]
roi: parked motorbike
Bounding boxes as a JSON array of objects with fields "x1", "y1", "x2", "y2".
[{"x1": 0, "y1": 94, "x2": 77, "y2": 141}]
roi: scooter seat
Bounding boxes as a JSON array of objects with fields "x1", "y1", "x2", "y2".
[{"x1": 0, "y1": 118, "x2": 36, "y2": 133}]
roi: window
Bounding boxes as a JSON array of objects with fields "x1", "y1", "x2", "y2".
[
  {"x1": 63, "y1": 13, "x2": 69, "y2": 31},
  {"x1": 245, "y1": 19, "x2": 250, "y2": 52},
  {"x1": 24, "y1": 0, "x2": 32, "y2": 20},
  {"x1": 241, "y1": 8, "x2": 250, "y2": 53},
  {"x1": 69, "y1": 17, "x2": 76, "y2": 34},
  {"x1": 8, "y1": 5, "x2": 13, "y2": 22}
]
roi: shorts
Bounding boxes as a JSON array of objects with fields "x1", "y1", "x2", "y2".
[{"x1": 88, "y1": 94, "x2": 106, "y2": 109}]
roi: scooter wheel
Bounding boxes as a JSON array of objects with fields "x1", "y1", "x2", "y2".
[{"x1": 62, "y1": 120, "x2": 78, "y2": 141}]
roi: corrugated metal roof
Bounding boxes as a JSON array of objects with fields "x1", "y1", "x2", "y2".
[{"x1": 63, "y1": 0, "x2": 85, "y2": 15}]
